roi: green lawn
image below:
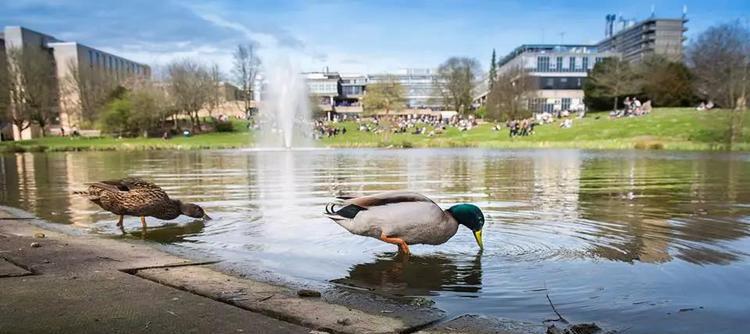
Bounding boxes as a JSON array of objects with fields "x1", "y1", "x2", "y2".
[
  {"x1": 320, "y1": 108, "x2": 750, "y2": 151},
  {"x1": 2, "y1": 108, "x2": 748, "y2": 152},
  {"x1": 1, "y1": 119, "x2": 254, "y2": 152}
]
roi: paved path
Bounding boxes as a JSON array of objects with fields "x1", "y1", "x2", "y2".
[{"x1": 0, "y1": 216, "x2": 308, "y2": 334}]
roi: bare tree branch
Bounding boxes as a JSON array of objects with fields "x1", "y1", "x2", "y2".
[
  {"x1": 5, "y1": 46, "x2": 58, "y2": 137},
  {"x1": 232, "y1": 44, "x2": 261, "y2": 117}
]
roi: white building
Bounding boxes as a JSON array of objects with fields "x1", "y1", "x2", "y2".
[
  {"x1": 496, "y1": 44, "x2": 618, "y2": 113},
  {"x1": 368, "y1": 68, "x2": 443, "y2": 109}
]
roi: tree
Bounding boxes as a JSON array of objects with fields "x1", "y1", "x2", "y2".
[
  {"x1": 64, "y1": 60, "x2": 119, "y2": 125},
  {"x1": 232, "y1": 44, "x2": 261, "y2": 117},
  {"x1": 488, "y1": 49, "x2": 497, "y2": 89},
  {"x1": 206, "y1": 63, "x2": 223, "y2": 118},
  {"x1": 687, "y1": 21, "x2": 749, "y2": 110},
  {"x1": 583, "y1": 57, "x2": 638, "y2": 111},
  {"x1": 362, "y1": 76, "x2": 405, "y2": 115},
  {"x1": 166, "y1": 59, "x2": 218, "y2": 130},
  {"x1": 636, "y1": 55, "x2": 695, "y2": 107},
  {"x1": 0, "y1": 48, "x2": 9, "y2": 131},
  {"x1": 98, "y1": 84, "x2": 168, "y2": 137},
  {"x1": 435, "y1": 57, "x2": 482, "y2": 115},
  {"x1": 687, "y1": 21, "x2": 750, "y2": 148},
  {"x1": 5, "y1": 47, "x2": 58, "y2": 137},
  {"x1": 485, "y1": 66, "x2": 534, "y2": 121}
]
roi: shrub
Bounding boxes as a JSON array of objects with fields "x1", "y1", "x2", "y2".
[
  {"x1": 215, "y1": 121, "x2": 234, "y2": 132},
  {"x1": 400, "y1": 140, "x2": 414, "y2": 148},
  {"x1": 1, "y1": 143, "x2": 26, "y2": 153},
  {"x1": 633, "y1": 138, "x2": 664, "y2": 150}
]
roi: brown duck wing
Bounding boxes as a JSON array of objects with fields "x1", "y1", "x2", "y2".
[
  {"x1": 97, "y1": 177, "x2": 161, "y2": 191},
  {"x1": 345, "y1": 191, "x2": 435, "y2": 208},
  {"x1": 83, "y1": 178, "x2": 176, "y2": 217}
]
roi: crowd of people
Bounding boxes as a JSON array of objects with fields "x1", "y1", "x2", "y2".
[
  {"x1": 314, "y1": 119, "x2": 347, "y2": 138},
  {"x1": 303, "y1": 96, "x2": 666, "y2": 141},
  {"x1": 498, "y1": 118, "x2": 537, "y2": 137},
  {"x1": 350, "y1": 114, "x2": 479, "y2": 137},
  {"x1": 696, "y1": 100, "x2": 715, "y2": 111},
  {"x1": 610, "y1": 97, "x2": 652, "y2": 118}
]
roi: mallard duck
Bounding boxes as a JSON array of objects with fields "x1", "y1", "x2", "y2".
[
  {"x1": 75, "y1": 177, "x2": 210, "y2": 233},
  {"x1": 324, "y1": 191, "x2": 484, "y2": 255}
]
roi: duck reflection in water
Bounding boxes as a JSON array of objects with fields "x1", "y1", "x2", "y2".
[
  {"x1": 125, "y1": 220, "x2": 206, "y2": 243},
  {"x1": 333, "y1": 252, "x2": 483, "y2": 297}
]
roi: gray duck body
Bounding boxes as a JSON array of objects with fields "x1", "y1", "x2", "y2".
[{"x1": 325, "y1": 191, "x2": 459, "y2": 245}]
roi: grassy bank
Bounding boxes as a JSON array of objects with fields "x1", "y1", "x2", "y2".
[
  {"x1": 0, "y1": 120, "x2": 254, "y2": 152},
  {"x1": 321, "y1": 108, "x2": 750, "y2": 151},
  {"x1": 1, "y1": 108, "x2": 748, "y2": 153}
]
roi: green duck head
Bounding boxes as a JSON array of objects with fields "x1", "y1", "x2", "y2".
[{"x1": 447, "y1": 204, "x2": 485, "y2": 249}]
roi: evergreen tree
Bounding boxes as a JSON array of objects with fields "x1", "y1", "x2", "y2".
[{"x1": 489, "y1": 49, "x2": 497, "y2": 89}]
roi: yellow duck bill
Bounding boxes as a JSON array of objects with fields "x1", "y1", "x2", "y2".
[{"x1": 473, "y1": 230, "x2": 483, "y2": 249}]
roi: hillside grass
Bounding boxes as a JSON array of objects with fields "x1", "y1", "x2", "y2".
[{"x1": 320, "y1": 108, "x2": 750, "y2": 151}]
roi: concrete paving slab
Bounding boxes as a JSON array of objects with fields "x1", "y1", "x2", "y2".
[
  {"x1": 0, "y1": 271, "x2": 309, "y2": 334},
  {"x1": 0, "y1": 258, "x2": 31, "y2": 277},
  {"x1": 137, "y1": 265, "x2": 426, "y2": 334}
]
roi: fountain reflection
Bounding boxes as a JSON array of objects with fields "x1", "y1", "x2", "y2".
[{"x1": 332, "y1": 252, "x2": 482, "y2": 297}]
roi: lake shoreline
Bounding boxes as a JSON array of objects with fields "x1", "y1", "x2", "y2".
[
  {"x1": 0, "y1": 205, "x2": 554, "y2": 334},
  {"x1": 1, "y1": 136, "x2": 748, "y2": 153}
]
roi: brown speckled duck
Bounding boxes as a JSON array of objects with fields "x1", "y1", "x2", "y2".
[{"x1": 75, "y1": 177, "x2": 210, "y2": 233}]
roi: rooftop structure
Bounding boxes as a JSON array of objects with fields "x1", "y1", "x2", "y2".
[{"x1": 596, "y1": 15, "x2": 687, "y2": 62}]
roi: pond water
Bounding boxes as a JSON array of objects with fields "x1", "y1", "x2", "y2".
[{"x1": 1, "y1": 148, "x2": 749, "y2": 333}]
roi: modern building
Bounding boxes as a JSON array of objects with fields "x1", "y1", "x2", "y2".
[
  {"x1": 1, "y1": 26, "x2": 150, "y2": 140},
  {"x1": 597, "y1": 14, "x2": 687, "y2": 63},
  {"x1": 495, "y1": 44, "x2": 618, "y2": 113},
  {"x1": 304, "y1": 71, "x2": 341, "y2": 112},
  {"x1": 335, "y1": 73, "x2": 367, "y2": 114},
  {"x1": 368, "y1": 68, "x2": 443, "y2": 109}
]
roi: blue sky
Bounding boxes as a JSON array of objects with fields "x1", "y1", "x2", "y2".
[{"x1": 2, "y1": 0, "x2": 748, "y2": 76}]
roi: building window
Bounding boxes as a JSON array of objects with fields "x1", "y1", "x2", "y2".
[
  {"x1": 555, "y1": 57, "x2": 563, "y2": 72},
  {"x1": 595, "y1": 57, "x2": 604, "y2": 64},
  {"x1": 537, "y1": 56, "x2": 550, "y2": 72},
  {"x1": 95, "y1": 53, "x2": 100, "y2": 68},
  {"x1": 582, "y1": 57, "x2": 589, "y2": 71},
  {"x1": 562, "y1": 98, "x2": 571, "y2": 111},
  {"x1": 88, "y1": 50, "x2": 94, "y2": 67},
  {"x1": 569, "y1": 57, "x2": 576, "y2": 71}
]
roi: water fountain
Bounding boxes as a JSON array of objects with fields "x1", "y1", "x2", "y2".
[{"x1": 256, "y1": 57, "x2": 313, "y2": 149}]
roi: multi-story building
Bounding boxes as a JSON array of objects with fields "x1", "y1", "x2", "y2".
[
  {"x1": 336, "y1": 73, "x2": 367, "y2": 113},
  {"x1": 1, "y1": 26, "x2": 150, "y2": 140},
  {"x1": 304, "y1": 71, "x2": 340, "y2": 112},
  {"x1": 495, "y1": 44, "x2": 618, "y2": 113},
  {"x1": 597, "y1": 15, "x2": 687, "y2": 63},
  {"x1": 368, "y1": 68, "x2": 443, "y2": 109}
]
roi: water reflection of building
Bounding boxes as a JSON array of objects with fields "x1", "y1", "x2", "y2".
[
  {"x1": 532, "y1": 151, "x2": 581, "y2": 219},
  {"x1": 577, "y1": 157, "x2": 750, "y2": 265}
]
